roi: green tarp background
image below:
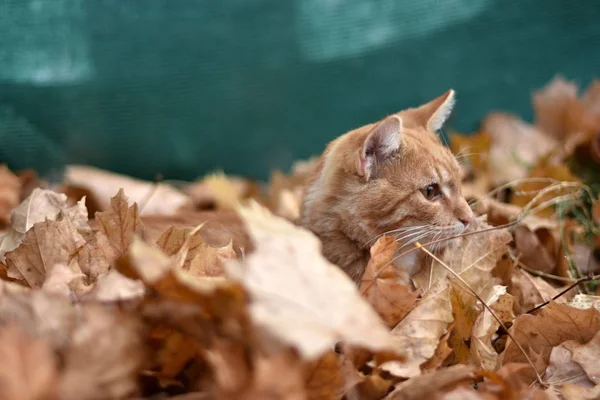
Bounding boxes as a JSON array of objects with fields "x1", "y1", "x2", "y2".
[{"x1": 1, "y1": 0, "x2": 599, "y2": 181}]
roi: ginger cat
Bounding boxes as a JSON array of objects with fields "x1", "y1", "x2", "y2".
[
  {"x1": 299, "y1": 90, "x2": 473, "y2": 282},
  {"x1": 142, "y1": 90, "x2": 472, "y2": 283}
]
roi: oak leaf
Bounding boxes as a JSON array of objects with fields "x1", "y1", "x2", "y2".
[
  {"x1": 359, "y1": 235, "x2": 419, "y2": 328},
  {"x1": 501, "y1": 301, "x2": 600, "y2": 377},
  {"x1": 5, "y1": 218, "x2": 86, "y2": 288},
  {"x1": 0, "y1": 324, "x2": 58, "y2": 400},
  {"x1": 226, "y1": 201, "x2": 397, "y2": 361}
]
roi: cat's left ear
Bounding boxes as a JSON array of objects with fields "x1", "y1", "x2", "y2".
[
  {"x1": 357, "y1": 115, "x2": 402, "y2": 179},
  {"x1": 413, "y1": 89, "x2": 456, "y2": 132}
]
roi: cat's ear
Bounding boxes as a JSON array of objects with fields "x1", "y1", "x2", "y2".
[
  {"x1": 357, "y1": 115, "x2": 402, "y2": 179},
  {"x1": 412, "y1": 89, "x2": 455, "y2": 131}
]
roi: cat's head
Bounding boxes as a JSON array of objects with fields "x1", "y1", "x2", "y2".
[{"x1": 301, "y1": 89, "x2": 473, "y2": 250}]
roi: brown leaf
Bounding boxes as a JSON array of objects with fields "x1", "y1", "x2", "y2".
[
  {"x1": 79, "y1": 189, "x2": 144, "y2": 280},
  {"x1": 0, "y1": 324, "x2": 58, "y2": 400},
  {"x1": 226, "y1": 202, "x2": 397, "y2": 361},
  {"x1": 513, "y1": 225, "x2": 556, "y2": 274},
  {"x1": 383, "y1": 220, "x2": 511, "y2": 378},
  {"x1": 94, "y1": 189, "x2": 144, "y2": 256},
  {"x1": 383, "y1": 364, "x2": 475, "y2": 400},
  {"x1": 509, "y1": 269, "x2": 563, "y2": 315},
  {"x1": 185, "y1": 171, "x2": 259, "y2": 211},
  {"x1": 235, "y1": 351, "x2": 307, "y2": 400},
  {"x1": 501, "y1": 301, "x2": 600, "y2": 377},
  {"x1": 6, "y1": 218, "x2": 86, "y2": 288},
  {"x1": 544, "y1": 341, "x2": 594, "y2": 387},
  {"x1": 561, "y1": 384, "x2": 600, "y2": 400},
  {"x1": 359, "y1": 236, "x2": 419, "y2": 328},
  {"x1": 41, "y1": 263, "x2": 86, "y2": 298},
  {"x1": 532, "y1": 76, "x2": 579, "y2": 139},
  {"x1": 304, "y1": 351, "x2": 342, "y2": 400},
  {"x1": 572, "y1": 329, "x2": 600, "y2": 385},
  {"x1": 204, "y1": 338, "x2": 250, "y2": 395},
  {"x1": 81, "y1": 269, "x2": 144, "y2": 302},
  {"x1": 0, "y1": 165, "x2": 21, "y2": 226},
  {"x1": 471, "y1": 287, "x2": 515, "y2": 371},
  {"x1": 482, "y1": 112, "x2": 557, "y2": 185},
  {"x1": 65, "y1": 165, "x2": 192, "y2": 216},
  {"x1": 56, "y1": 304, "x2": 147, "y2": 400},
  {"x1": 0, "y1": 189, "x2": 90, "y2": 262}
]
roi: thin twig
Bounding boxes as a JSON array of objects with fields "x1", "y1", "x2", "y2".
[
  {"x1": 525, "y1": 274, "x2": 600, "y2": 315},
  {"x1": 414, "y1": 241, "x2": 546, "y2": 386}
]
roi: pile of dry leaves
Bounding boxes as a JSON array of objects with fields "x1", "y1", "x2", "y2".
[{"x1": 0, "y1": 76, "x2": 600, "y2": 400}]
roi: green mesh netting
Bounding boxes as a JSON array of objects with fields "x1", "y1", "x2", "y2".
[{"x1": 1, "y1": 0, "x2": 600, "y2": 181}]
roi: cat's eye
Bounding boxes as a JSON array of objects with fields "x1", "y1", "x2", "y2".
[{"x1": 421, "y1": 183, "x2": 442, "y2": 201}]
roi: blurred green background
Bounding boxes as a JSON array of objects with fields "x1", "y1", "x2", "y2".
[{"x1": 1, "y1": 0, "x2": 599, "y2": 181}]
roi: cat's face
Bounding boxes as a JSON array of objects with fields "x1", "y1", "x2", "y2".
[{"x1": 301, "y1": 90, "x2": 473, "y2": 250}]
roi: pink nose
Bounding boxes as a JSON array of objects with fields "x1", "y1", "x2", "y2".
[{"x1": 459, "y1": 217, "x2": 471, "y2": 227}]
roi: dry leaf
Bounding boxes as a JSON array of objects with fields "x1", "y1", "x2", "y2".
[
  {"x1": 482, "y1": 112, "x2": 556, "y2": 185},
  {"x1": 57, "y1": 305, "x2": 147, "y2": 400},
  {"x1": 234, "y1": 351, "x2": 307, "y2": 400},
  {"x1": 509, "y1": 268, "x2": 563, "y2": 315},
  {"x1": 79, "y1": 189, "x2": 144, "y2": 280},
  {"x1": 0, "y1": 165, "x2": 21, "y2": 226},
  {"x1": 544, "y1": 341, "x2": 594, "y2": 387},
  {"x1": 513, "y1": 225, "x2": 556, "y2": 274},
  {"x1": 186, "y1": 171, "x2": 257, "y2": 211},
  {"x1": 471, "y1": 286, "x2": 515, "y2": 371},
  {"x1": 6, "y1": 218, "x2": 86, "y2": 288},
  {"x1": 65, "y1": 164, "x2": 192, "y2": 216},
  {"x1": 0, "y1": 189, "x2": 89, "y2": 262},
  {"x1": 572, "y1": 329, "x2": 600, "y2": 385},
  {"x1": 359, "y1": 236, "x2": 419, "y2": 328},
  {"x1": 304, "y1": 350, "x2": 342, "y2": 400},
  {"x1": 569, "y1": 294, "x2": 600, "y2": 311},
  {"x1": 204, "y1": 338, "x2": 250, "y2": 395},
  {"x1": 501, "y1": 301, "x2": 600, "y2": 376},
  {"x1": 81, "y1": 269, "x2": 145, "y2": 302},
  {"x1": 561, "y1": 384, "x2": 600, "y2": 400},
  {"x1": 383, "y1": 364, "x2": 475, "y2": 400},
  {"x1": 41, "y1": 263, "x2": 86, "y2": 298},
  {"x1": 0, "y1": 324, "x2": 58, "y2": 400},
  {"x1": 533, "y1": 76, "x2": 579, "y2": 139},
  {"x1": 383, "y1": 220, "x2": 511, "y2": 378},
  {"x1": 226, "y1": 201, "x2": 397, "y2": 361}
]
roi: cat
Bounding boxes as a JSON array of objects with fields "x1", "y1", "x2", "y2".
[
  {"x1": 141, "y1": 90, "x2": 473, "y2": 283},
  {"x1": 299, "y1": 90, "x2": 473, "y2": 282}
]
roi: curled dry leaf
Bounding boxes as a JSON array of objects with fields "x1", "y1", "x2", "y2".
[
  {"x1": 6, "y1": 218, "x2": 86, "y2": 288},
  {"x1": 383, "y1": 364, "x2": 475, "y2": 400},
  {"x1": 359, "y1": 235, "x2": 419, "y2": 328},
  {"x1": 226, "y1": 201, "x2": 397, "y2": 361},
  {"x1": 0, "y1": 324, "x2": 58, "y2": 400},
  {"x1": 65, "y1": 164, "x2": 192, "y2": 216},
  {"x1": 572, "y1": 329, "x2": 600, "y2": 385},
  {"x1": 471, "y1": 286, "x2": 515, "y2": 371},
  {"x1": 544, "y1": 341, "x2": 594, "y2": 387},
  {"x1": 0, "y1": 188, "x2": 89, "y2": 262},
  {"x1": 383, "y1": 220, "x2": 511, "y2": 378},
  {"x1": 501, "y1": 301, "x2": 600, "y2": 377},
  {"x1": 0, "y1": 164, "x2": 21, "y2": 226}
]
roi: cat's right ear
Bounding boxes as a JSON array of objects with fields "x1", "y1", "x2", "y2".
[{"x1": 357, "y1": 115, "x2": 402, "y2": 180}]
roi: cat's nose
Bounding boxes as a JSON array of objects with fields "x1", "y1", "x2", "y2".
[{"x1": 459, "y1": 217, "x2": 471, "y2": 227}]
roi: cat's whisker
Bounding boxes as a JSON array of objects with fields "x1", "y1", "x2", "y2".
[
  {"x1": 367, "y1": 224, "x2": 428, "y2": 245},
  {"x1": 395, "y1": 229, "x2": 429, "y2": 244}
]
